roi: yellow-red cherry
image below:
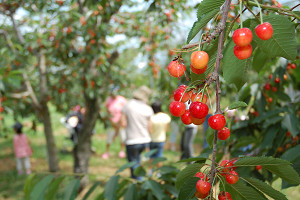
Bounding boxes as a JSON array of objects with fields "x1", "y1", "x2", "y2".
[
  {"x1": 233, "y1": 44, "x2": 252, "y2": 60},
  {"x1": 191, "y1": 51, "x2": 209, "y2": 69},
  {"x1": 255, "y1": 22, "x2": 273, "y2": 40},
  {"x1": 191, "y1": 64, "x2": 207, "y2": 74},
  {"x1": 191, "y1": 92, "x2": 207, "y2": 104},
  {"x1": 232, "y1": 28, "x2": 253, "y2": 47},
  {"x1": 167, "y1": 60, "x2": 186, "y2": 78}
]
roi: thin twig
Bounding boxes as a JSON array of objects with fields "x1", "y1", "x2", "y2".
[
  {"x1": 243, "y1": 1, "x2": 260, "y2": 22},
  {"x1": 209, "y1": 0, "x2": 232, "y2": 188},
  {"x1": 290, "y1": 3, "x2": 300, "y2": 11}
]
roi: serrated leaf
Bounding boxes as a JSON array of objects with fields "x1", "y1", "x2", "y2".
[
  {"x1": 223, "y1": 40, "x2": 251, "y2": 90},
  {"x1": 205, "y1": 127, "x2": 215, "y2": 149},
  {"x1": 261, "y1": 125, "x2": 280, "y2": 149},
  {"x1": 142, "y1": 180, "x2": 166, "y2": 200},
  {"x1": 252, "y1": 48, "x2": 269, "y2": 72},
  {"x1": 234, "y1": 157, "x2": 290, "y2": 167},
  {"x1": 104, "y1": 175, "x2": 120, "y2": 200},
  {"x1": 30, "y1": 175, "x2": 54, "y2": 200},
  {"x1": 177, "y1": 157, "x2": 207, "y2": 163},
  {"x1": 197, "y1": 0, "x2": 225, "y2": 18},
  {"x1": 228, "y1": 101, "x2": 247, "y2": 110},
  {"x1": 251, "y1": 15, "x2": 297, "y2": 60},
  {"x1": 225, "y1": 180, "x2": 268, "y2": 200},
  {"x1": 178, "y1": 177, "x2": 198, "y2": 200},
  {"x1": 124, "y1": 184, "x2": 138, "y2": 200},
  {"x1": 187, "y1": 9, "x2": 219, "y2": 43},
  {"x1": 243, "y1": 178, "x2": 288, "y2": 200},
  {"x1": 264, "y1": 164, "x2": 300, "y2": 185},
  {"x1": 175, "y1": 163, "x2": 204, "y2": 189},
  {"x1": 281, "y1": 113, "x2": 300, "y2": 137},
  {"x1": 281, "y1": 144, "x2": 300, "y2": 162}
]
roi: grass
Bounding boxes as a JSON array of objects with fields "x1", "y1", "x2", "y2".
[{"x1": 0, "y1": 108, "x2": 300, "y2": 199}]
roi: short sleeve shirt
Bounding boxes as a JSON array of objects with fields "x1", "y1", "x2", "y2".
[
  {"x1": 150, "y1": 112, "x2": 171, "y2": 142},
  {"x1": 106, "y1": 95, "x2": 127, "y2": 123}
]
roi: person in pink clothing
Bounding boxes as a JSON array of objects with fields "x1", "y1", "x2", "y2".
[
  {"x1": 13, "y1": 122, "x2": 33, "y2": 175},
  {"x1": 102, "y1": 87, "x2": 127, "y2": 159}
]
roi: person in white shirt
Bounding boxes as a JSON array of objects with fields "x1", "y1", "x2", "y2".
[{"x1": 121, "y1": 86, "x2": 153, "y2": 180}]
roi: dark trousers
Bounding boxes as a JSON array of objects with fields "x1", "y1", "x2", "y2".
[
  {"x1": 126, "y1": 143, "x2": 148, "y2": 180},
  {"x1": 180, "y1": 127, "x2": 197, "y2": 160}
]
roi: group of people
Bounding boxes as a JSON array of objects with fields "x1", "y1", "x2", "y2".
[{"x1": 11, "y1": 85, "x2": 204, "y2": 180}]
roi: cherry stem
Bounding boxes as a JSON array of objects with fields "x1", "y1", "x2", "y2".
[
  {"x1": 179, "y1": 80, "x2": 203, "y2": 102},
  {"x1": 198, "y1": 33, "x2": 205, "y2": 51},
  {"x1": 239, "y1": 0, "x2": 243, "y2": 28},
  {"x1": 253, "y1": 0, "x2": 264, "y2": 24}
]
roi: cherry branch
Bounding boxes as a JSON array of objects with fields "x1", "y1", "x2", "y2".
[{"x1": 209, "y1": 0, "x2": 232, "y2": 187}]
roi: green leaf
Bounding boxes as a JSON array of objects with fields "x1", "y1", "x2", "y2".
[
  {"x1": 30, "y1": 175, "x2": 54, "y2": 200},
  {"x1": 151, "y1": 157, "x2": 167, "y2": 165},
  {"x1": 251, "y1": 15, "x2": 297, "y2": 60},
  {"x1": 197, "y1": 0, "x2": 225, "y2": 18},
  {"x1": 133, "y1": 166, "x2": 146, "y2": 177},
  {"x1": 282, "y1": 113, "x2": 300, "y2": 137},
  {"x1": 228, "y1": 101, "x2": 247, "y2": 110},
  {"x1": 234, "y1": 157, "x2": 290, "y2": 167},
  {"x1": 45, "y1": 176, "x2": 65, "y2": 200},
  {"x1": 104, "y1": 175, "x2": 120, "y2": 200},
  {"x1": 205, "y1": 127, "x2": 215, "y2": 148},
  {"x1": 252, "y1": 48, "x2": 268, "y2": 72},
  {"x1": 124, "y1": 184, "x2": 138, "y2": 200},
  {"x1": 225, "y1": 180, "x2": 268, "y2": 200},
  {"x1": 144, "y1": 149, "x2": 158, "y2": 158},
  {"x1": 175, "y1": 163, "x2": 204, "y2": 189},
  {"x1": 243, "y1": 178, "x2": 288, "y2": 200},
  {"x1": 177, "y1": 157, "x2": 207, "y2": 163},
  {"x1": 24, "y1": 174, "x2": 37, "y2": 200},
  {"x1": 281, "y1": 144, "x2": 300, "y2": 162},
  {"x1": 223, "y1": 40, "x2": 251, "y2": 90},
  {"x1": 261, "y1": 125, "x2": 280, "y2": 149},
  {"x1": 82, "y1": 181, "x2": 101, "y2": 200},
  {"x1": 178, "y1": 177, "x2": 198, "y2": 200},
  {"x1": 116, "y1": 161, "x2": 137, "y2": 174},
  {"x1": 63, "y1": 178, "x2": 80, "y2": 200},
  {"x1": 142, "y1": 180, "x2": 166, "y2": 200},
  {"x1": 187, "y1": 9, "x2": 220, "y2": 43}
]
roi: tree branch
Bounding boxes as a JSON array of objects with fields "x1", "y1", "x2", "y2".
[
  {"x1": 38, "y1": 51, "x2": 48, "y2": 103},
  {"x1": 9, "y1": 13, "x2": 25, "y2": 44},
  {"x1": 8, "y1": 91, "x2": 30, "y2": 98},
  {"x1": 209, "y1": 0, "x2": 232, "y2": 187},
  {"x1": 23, "y1": 72, "x2": 42, "y2": 111},
  {"x1": 0, "y1": 29, "x2": 16, "y2": 52}
]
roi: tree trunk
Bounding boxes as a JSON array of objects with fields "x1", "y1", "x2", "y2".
[
  {"x1": 73, "y1": 97, "x2": 99, "y2": 188},
  {"x1": 40, "y1": 103, "x2": 60, "y2": 172}
]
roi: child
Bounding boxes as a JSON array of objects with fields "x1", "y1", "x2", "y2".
[{"x1": 13, "y1": 122, "x2": 33, "y2": 175}]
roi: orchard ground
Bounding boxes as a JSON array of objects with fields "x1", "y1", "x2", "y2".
[{"x1": 0, "y1": 105, "x2": 299, "y2": 199}]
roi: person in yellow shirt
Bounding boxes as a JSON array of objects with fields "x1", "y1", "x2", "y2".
[{"x1": 149, "y1": 101, "x2": 171, "y2": 167}]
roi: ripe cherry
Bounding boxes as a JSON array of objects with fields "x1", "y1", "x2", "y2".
[
  {"x1": 269, "y1": 74, "x2": 273, "y2": 80},
  {"x1": 189, "y1": 102, "x2": 209, "y2": 119},
  {"x1": 218, "y1": 191, "x2": 232, "y2": 200},
  {"x1": 233, "y1": 44, "x2": 252, "y2": 60},
  {"x1": 196, "y1": 180, "x2": 211, "y2": 195},
  {"x1": 195, "y1": 190, "x2": 209, "y2": 199},
  {"x1": 256, "y1": 165, "x2": 262, "y2": 170},
  {"x1": 232, "y1": 28, "x2": 253, "y2": 47},
  {"x1": 181, "y1": 110, "x2": 193, "y2": 125},
  {"x1": 220, "y1": 160, "x2": 233, "y2": 175},
  {"x1": 169, "y1": 101, "x2": 185, "y2": 117},
  {"x1": 291, "y1": 63, "x2": 296, "y2": 69},
  {"x1": 283, "y1": 74, "x2": 287, "y2": 80},
  {"x1": 267, "y1": 97, "x2": 273, "y2": 103},
  {"x1": 255, "y1": 22, "x2": 273, "y2": 40},
  {"x1": 286, "y1": 131, "x2": 291, "y2": 137},
  {"x1": 191, "y1": 92, "x2": 207, "y2": 104},
  {"x1": 264, "y1": 83, "x2": 271, "y2": 90},
  {"x1": 274, "y1": 77, "x2": 280, "y2": 83},
  {"x1": 191, "y1": 64, "x2": 207, "y2": 74},
  {"x1": 208, "y1": 114, "x2": 226, "y2": 130},
  {"x1": 173, "y1": 88, "x2": 190, "y2": 103},
  {"x1": 191, "y1": 116, "x2": 205, "y2": 125},
  {"x1": 191, "y1": 51, "x2": 209, "y2": 69},
  {"x1": 272, "y1": 87, "x2": 277, "y2": 92},
  {"x1": 226, "y1": 170, "x2": 239, "y2": 184},
  {"x1": 195, "y1": 172, "x2": 207, "y2": 181},
  {"x1": 218, "y1": 127, "x2": 230, "y2": 140},
  {"x1": 167, "y1": 60, "x2": 186, "y2": 78}
]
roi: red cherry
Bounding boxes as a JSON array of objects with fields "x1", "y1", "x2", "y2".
[
  {"x1": 195, "y1": 172, "x2": 207, "y2": 181},
  {"x1": 167, "y1": 60, "x2": 186, "y2": 78},
  {"x1": 191, "y1": 51, "x2": 209, "y2": 69},
  {"x1": 191, "y1": 92, "x2": 207, "y2": 104},
  {"x1": 264, "y1": 83, "x2": 271, "y2": 90},
  {"x1": 218, "y1": 127, "x2": 230, "y2": 140},
  {"x1": 287, "y1": 64, "x2": 291, "y2": 71},
  {"x1": 274, "y1": 77, "x2": 280, "y2": 83},
  {"x1": 0, "y1": 107, "x2": 4, "y2": 113},
  {"x1": 191, "y1": 116, "x2": 205, "y2": 125},
  {"x1": 195, "y1": 190, "x2": 209, "y2": 199},
  {"x1": 181, "y1": 110, "x2": 193, "y2": 125},
  {"x1": 267, "y1": 97, "x2": 273, "y2": 103},
  {"x1": 191, "y1": 64, "x2": 207, "y2": 74},
  {"x1": 189, "y1": 102, "x2": 209, "y2": 119},
  {"x1": 291, "y1": 63, "x2": 296, "y2": 69},
  {"x1": 169, "y1": 101, "x2": 185, "y2": 117},
  {"x1": 269, "y1": 74, "x2": 273, "y2": 80},
  {"x1": 255, "y1": 22, "x2": 273, "y2": 40},
  {"x1": 256, "y1": 165, "x2": 262, "y2": 170},
  {"x1": 226, "y1": 170, "x2": 239, "y2": 184},
  {"x1": 218, "y1": 191, "x2": 232, "y2": 200},
  {"x1": 196, "y1": 180, "x2": 211, "y2": 195},
  {"x1": 286, "y1": 131, "x2": 291, "y2": 137},
  {"x1": 272, "y1": 87, "x2": 277, "y2": 92},
  {"x1": 220, "y1": 160, "x2": 233, "y2": 175},
  {"x1": 232, "y1": 28, "x2": 253, "y2": 47},
  {"x1": 208, "y1": 114, "x2": 226, "y2": 130},
  {"x1": 233, "y1": 44, "x2": 252, "y2": 60},
  {"x1": 174, "y1": 88, "x2": 190, "y2": 103}
]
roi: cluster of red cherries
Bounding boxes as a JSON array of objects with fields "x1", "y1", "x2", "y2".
[
  {"x1": 233, "y1": 22, "x2": 273, "y2": 60},
  {"x1": 194, "y1": 159, "x2": 238, "y2": 199}
]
